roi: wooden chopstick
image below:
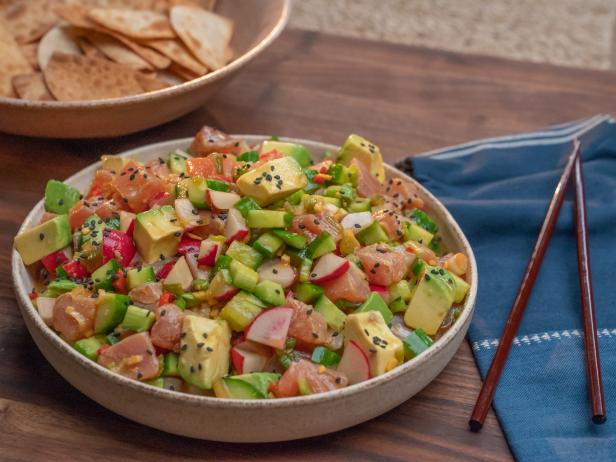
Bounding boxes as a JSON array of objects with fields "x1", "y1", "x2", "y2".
[
  {"x1": 573, "y1": 155, "x2": 607, "y2": 424},
  {"x1": 469, "y1": 139, "x2": 581, "y2": 432}
]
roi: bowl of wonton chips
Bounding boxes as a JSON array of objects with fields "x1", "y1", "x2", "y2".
[{"x1": 0, "y1": 0, "x2": 290, "y2": 138}]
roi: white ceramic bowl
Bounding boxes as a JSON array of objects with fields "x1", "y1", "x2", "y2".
[
  {"x1": 0, "y1": 1, "x2": 290, "y2": 139},
  {"x1": 12, "y1": 136, "x2": 477, "y2": 442}
]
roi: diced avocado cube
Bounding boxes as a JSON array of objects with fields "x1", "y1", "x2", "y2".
[
  {"x1": 271, "y1": 229, "x2": 307, "y2": 249},
  {"x1": 226, "y1": 241, "x2": 263, "y2": 269},
  {"x1": 403, "y1": 222, "x2": 434, "y2": 246},
  {"x1": 355, "y1": 292, "x2": 393, "y2": 324},
  {"x1": 450, "y1": 272, "x2": 470, "y2": 304},
  {"x1": 73, "y1": 335, "x2": 108, "y2": 361},
  {"x1": 236, "y1": 157, "x2": 307, "y2": 206},
  {"x1": 231, "y1": 372, "x2": 281, "y2": 398},
  {"x1": 254, "y1": 280, "x2": 285, "y2": 306},
  {"x1": 389, "y1": 280, "x2": 413, "y2": 303},
  {"x1": 94, "y1": 292, "x2": 131, "y2": 334},
  {"x1": 101, "y1": 154, "x2": 130, "y2": 172},
  {"x1": 307, "y1": 232, "x2": 336, "y2": 259},
  {"x1": 389, "y1": 298, "x2": 408, "y2": 313},
  {"x1": 120, "y1": 305, "x2": 156, "y2": 332},
  {"x1": 214, "y1": 377, "x2": 261, "y2": 399},
  {"x1": 163, "y1": 256, "x2": 194, "y2": 292},
  {"x1": 311, "y1": 346, "x2": 341, "y2": 367},
  {"x1": 314, "y1": 295, "x2": 347, "y2": 332},
  {"x1": 356, "y1": 221, "x2": 389, "y2": 246},
  {"x1": 233, "y1": 196, "x2": 261, "y2": 218},
  {"x1": 246, "y1": 210, "x2": 292, "y2": 229},
  {"x1": 44, "y1": 180, "x2": 81, "y2": 214},
  {"x1": 43, "y1": 279, "x2": 80, "y2": 298},
  {"x1": 409, "y1": 209, "x2": 439, "y2": 234},
  {"x1": 91, "y1": 259, "x2": 119, "y2": 291},
  {"x1": 219, "y1": 291, "x2": 266, "y2": 331},
  {"x1": 344, "y1": 311, "x2": 403, "y2": 377},
  {"x1": 126, "y1": 266, "x2": 156, "y2": 290},
  {"x1": 14, "y1": 214, "x2": 72, "y2": 265},
  {"x1": 404, "y1": 267, "x2": 455, "y2": 335},
  {"x1": 339, "y1": 229, "x2": 361, "y2": 256},
  {"x1": 133, "y1": 205, "x2": 183, "y2": 263},
  {"x1": 237, "y1": 150, "x2": 259, "y2": 162},
  {"x1": 229, "y1": 259, "x2": 259, "y2": 292},
  {"x1": 292, "y1": 282, "x2": 324, "y2": 304},
  {"x1": 176, "y1": 177, "x2": 209, "y2": 209},
  {"x1": 162, "y1": 352, "x2": 180, "y2": 377},
  {"x1": 337, "y1": 134, "x2": 385, "y2": 184},
  {"x1": 253, "y1": 232, "x2": 284, "y2": 258},
  {"x1": 167, "y1": 149, "x2": 188, "y2": 174},
  {"x1": 403, "y1": 328, "x2": 434, "y2": 360},
  {"x1": 179, "y1": 315, "x2": 231, "y2": 389},
  {"x1": 260, "y1": 140, "x2": 313, "y2": 168},
  {"x1": 145, "y1": 377, "x2": 165, "y2": 388}
]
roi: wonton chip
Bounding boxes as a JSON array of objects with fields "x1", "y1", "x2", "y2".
[
  {"x1": 19, "y1": 42, "x2": 39, "y2": 69},
  {"x1": 84, "y1": 30, "x2": 153, "y2": 70},
  {"x1": 169, "y1": 5, "x2": 233, "y2": 71},
  {"x1": 44, "y1": 52, "x2": 143, "y2": 101},
  {"x1": 3, "y1": 0, "x2": 58, "y2": 44},
  {"x1": 38, "y1": 26, "x2": 81, "y2": 70},
  {"x1": 12, "y1": 72, "x2": 53, "y2": 100},
  {"x1": 87, "y1": 8, "x2": 175, "y2": 40},
  {"x1": 142, "y1": 38, "x2": 206, "y2": 75},
  {"x1": 0, "y1": 18, "x2": 33, "y2": 97},
  {"x1": 135, "y1": 72, "x2": 169, "y2": 92}
]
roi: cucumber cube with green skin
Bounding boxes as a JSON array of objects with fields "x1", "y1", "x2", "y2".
[
  {"x1": 314, "y1": 295, "x2": 347, "y2": 332},
  {"x1": 44, "y1": 180, "x2": 81, "y2": 214},
  {"x1": 121, "y1": 305, "x2": 156, "y2": 332},
  {"x1": 192, "y1": 278, "x2": 209, "y2": 291},
  {"x1": 94, "y1": 293, "x2": 131, "y2": 334},
  {"x1": 246, "y1": 210, "x2": 292, "y2": 229},
  {"x1": 328, "y1": 163, "x2": 358, "y2": 186},
  {"x1": 311, "y1": 346, "x2": 341, "y2": 367},
  {"x1": 307, "y1": 232, "x2": 336, "y2": 259},
  {"x1": 325, "y1": 184, "x2": 355, "y2": 206},
  {"x1": 219, "y1": 377, "x2": 261, "y2": 399},
  {"x1": 167, "y1": 150, "x2": 188, "y2": 174},
  {"x1": 173, "y1": 297, "x2": 187, "y2": 309},
  {"x1": 163, "y1": 352, "x2": 180, "y2": 377},
  {"x1": 206, "y1": 179, "x2": 231, "y2": 192},
  {"x1": 212, "y1": 254, "x2": 233, "y2": 274},
  {"x1": 271, "y1": 229, "x2": 307, "y2": 249},
  {"x1": 292, "y1": 282, "x2": 324, "y2": 304},
  {"x1": 389, "y1": 280, "x2": 413, "y2": 303},
  {"x1": 14, "y1": 214, "x2": 72, "y2": 265},
  {"x1": 403, "y1": 222, "x2": 434, "y2": 246},
  {"x1": 145, "y1": 378, "x2": 164, "y2": 388},
  {"x1": 176, "y1": 177, "x2": 209, "y2": 209},
  {"x1": 79, "y1": 214, "x2": 105, "y2": 248},
  {"x1": 91, "y1": 259, "x2": 120, "y2": 291},
  {"x1": 403, "y1": 328, "x2": 434, "y2": 360},
  {"x1": 224, "y1": 372, "x2": 281, "y2": 399},
  {"x1": 229, "y1": 259, "x2": 259, "y2": 292},
  {"x1": 233, "y1": 196, "x2": 261, "y2": 218},
  {"x1": 356, "y1": 221, "x2": 389, "y2": 246},
  {"x1": 219, "y1": 291, "x2": 266, "y2": 331},
  {"x1": 254, "y1": 280, "x2": 285, "y2": 306},
  {"x1": 260, "y1": 140, "x2": 313, "y2": 168},
  {"x1": 181, "y1": 292, "x2": 201, "y2": 308},
  {"x1": 43, "y1": 279, "x2": 80, "y2": 298},
  {"x1": 73, "y1": 335, "x2": 108, "y2": 361},
  {"x1": 237, "y1": 151, "x2": 259, "y2": 162},
  {"x1": 226, "y1": 241, "x2": 263, "y2": 269},
  {"x1": 448, "y1": 272, "x2": 470, "y2": 304},
  {"x1": 127, "y1": 266, "x2": 156, "y2": 290},
  {"x1": 285, "y1": 190, "x2": 304, "y2": 206},
  {"x1": 348, "y1": 199, "x2": 371, "y2": 213},
  {"x1": 106, "y1": 332, "x2": 120, "y2": 344},
  {"x1": 355, "y1": 292, "x2": 393, "y2": 324},
  {"x1": 253, "y1": 232, "x2": 284, "y2": 258},
  {"x1": 409, "y1": 209, "x2": 438, "y2": 234},
  {"x1": 389, "y1": 298, "x2": 408, "y2": 313}
]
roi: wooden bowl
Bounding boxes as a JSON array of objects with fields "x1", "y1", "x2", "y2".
[
  {"x1": 0, "y1": 1, "x2": 290, "y2": 139},
  {"x1": 11, "y1": 136, "x2": 478, "y2": 442}
]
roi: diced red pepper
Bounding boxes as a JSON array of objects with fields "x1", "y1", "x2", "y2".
[
  {"x1": 313, "y1": 173, "x2": 332, "y2": 184},
  {"x1": 112, "y1": 269, "x2": 128, "y2": 294},
  {"x1": 159, "y1": 291, "x2": 176, "y2": 305},
  {"x1": 41, "y1": 249, "x2": 70, "y2": 274},
  {"x1": 62, "y1": 260, "x2": 89, "y2": 280},
  {"x1": 29, "y1": 290, "x2": 38, "y2": 301},
  {"x1": 102, "y1": 229, "x2": 136, "y2": 267},
  {"x1": 156, "y1": 261, "x2": 175, "y2": 280},
  {"x1": 177, "y1": 236, "x2": 201, "y2": 256}
]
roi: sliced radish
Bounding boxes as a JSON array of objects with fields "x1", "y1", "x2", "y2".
[
  {"x1": 185, "y1": 251, "x2": 210, "y2": 280},
  {"x1": 224, "y1": 208, "x2": 249, "y2": 244},
  {"x1": 36, "y1": 296, "x2": 56, "y2": 326},
  {"x1": 174, "y1": 198, "x2": 202, "y2": 228},
  {"x1": 177, "y1": 236, "x2": 201, "y2": 256},
  {"x1": 246, "y1": 307, "x2": 294, "y2": 350},
  {"x1": 41, "y1": 247, "x2": 72, "y2": 274},
  {"x1": 341, "y1": 211, "x2": 373, "y2": 232},
  {"x1": 163, "y1": 256, "x2": 194, "y2": 291},
  {"x1": 310, "y1": 253, "x2": 350, "y2": 284},
  {"x1": 207, "y1": 190, "x2": 241, "y2": 211},
  {"x1": 231, "y1": 340, "x2": 272, "y2": 374},
  {"x1": 102, "y1": 229, "x2": 136, "y2": 267},
  {"x1": 258, "y1": 258, "x2": 297, "y2": 289},
  {"x1": 208, "y1": 271, "x2": 238, "y2": 302},
  {"x1": 369, "y1": 284, "x2": 390, "y2": 303},
  {"x1": 119, "y1": 210, "x2": 136, "y2": 236},
  {"x1": 337, "y1": 340, "x2": 371, "y2": 385},
  {"x1": 198, "y1": 238, "x2": 224, "y2": 267}
]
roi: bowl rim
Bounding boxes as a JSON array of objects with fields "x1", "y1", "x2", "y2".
[
  {"x1": 0, "y1": 0, "x2": 291, "y2": 109},
  {"x1": 12, "y1": 135, "x2": 478, "y2": 409}
]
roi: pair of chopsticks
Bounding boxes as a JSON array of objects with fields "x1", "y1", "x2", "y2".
[{"x1": 469, "y1": 139, "x2": 606, "y2": 432}]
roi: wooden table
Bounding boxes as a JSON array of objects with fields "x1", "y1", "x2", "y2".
[{"x1": 2, "y1": 29, "x2": 616, "y2": 461}]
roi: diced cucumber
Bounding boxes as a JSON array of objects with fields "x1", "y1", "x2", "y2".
[
  {"x1": 311, "y1": 346, "x2": 341, "y2": 367},
  {"x1": 389, "y1": 280, "x2": 413, "y2": 302},
  {"x1": 286, "y1": 190, "x2": 304, "y2": 206},
  {"x1": 206, "y1": 179, "x2": 231, "y2": 192},
  {"x1": 403, "y1": 222, "x2": 434, "y2": 245},
  {"x1": 287, "y1": 248, "x2": 313, "y2": 282},
  {"x1": 229, "y1": 259, "x2": 259, "y2": 292},
  {"x1": 176, "y1": 177, "x2": 209, "y2": 209},
  {"x1": 167, "y1": 150, "x2": 188, "y2": 174},
  {"x1": 91, "y1": 259, "x2": 119, "y2": 291},
  {"x1": 94, "y1": 292, "x2": 131, "y2": 334},
  {"x1": 233, "y1": 196, "x2": 261, "y2": 218},
  {"x1": 253, "y1": 232, "x2": 284, "y2": 258},
  {"x1": 409, "y1": 209, "x2": 438, "y2": 234},
  {"x1": 314, "y1": 295, "x2": 346, "y2": 332},
  {"x1": 328, "y1": 163, "x2": 358, "y2": 185},
  {"x1": 212, "y1": 254, "x2": 233, "y2": 274},
  {"x1": 226, "y1": 241, "x2": 263, "y2": 269},
  {"x1": 292, "y1": 282, "x2": 323, "y2": 304},
  {"x1": 254, "y1": 280, "x2": 285, "y2": 306},
  {"x1": 181, "y1": 292, "x2": 200, "y2": 308},
  {"x1": 237, "y1": 151, "x2": 259, "y2": 162},
  {"x1": 260, "y1": 140, "x2": 312, "y2": 168},
  {"x1": 403, "y1": 328, "x2": 434, "y2": 360},
  {"x1": 389, "y1": 298, "x2": 408, "y2": 313},
  {"x1": 355, "y1": 292, "x2": 393, "y2": 324},
  {"x1": 348, "y1": 199, "x2": 371, "y2": 213},
  {"x1": 126, "y1": 266, "x2": 156, "y2": 290},
  {"x1": 145, "y1": 377, "x2": 165, "y2": 388},
  {"x1": 73, "y1": 335, "x2": 108, "y2": 361},
  {"x1": 356, "y1": 221, "x2": 389, "y2": 245},
  {"x1": 192, "y1": 278, "x2": 209, "y2": 291},
  {"x1": 246, "y1": 210, "x2": 292, "y2": 229},
  {"x1": 271, "y1": 229, "x2": 307, "y2": 249},
  {"x1": 43, "y1": 279, "x2": 80, "y2": 298},
  {"x1": 219, "y1": 291, "x2": 266, "y2": 331},
  {"x1": 307, "y1": 232, "x2": 336, "y2": 259},
  {"x1": 120, "y1": 305, "x2": 156, "y2": 332},
  {"x1": 163, "y1": 352, "x2": 180, "y2": 377}
]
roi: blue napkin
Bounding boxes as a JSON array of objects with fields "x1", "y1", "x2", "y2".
[{"x1": 396, "y1": 114, "x2": 616, "y2": 461}]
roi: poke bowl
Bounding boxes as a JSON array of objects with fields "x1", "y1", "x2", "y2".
[{"x1": 12, "y1": 129, "x2": 477, "y2": 442}]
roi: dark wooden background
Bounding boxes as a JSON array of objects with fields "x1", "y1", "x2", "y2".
[{"x1": 2, "y1": 29, "x2": 616, "y2": 461}]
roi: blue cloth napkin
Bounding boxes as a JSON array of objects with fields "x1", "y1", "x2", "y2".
[{"x1": 396, "y1": 114, "x2": 616, "y2": 461}]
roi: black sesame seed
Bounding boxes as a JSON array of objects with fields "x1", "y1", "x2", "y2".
[
  {"x1": 311, "y1": 273, "x2": 317, "y2": 278},
  {"x1": 39, "y1": 233, "x2": 45, "y2": 240},
  {"x1": 311, "y1": 332, "x2": 319, "y2": 339},
  {"x1": 202, "y1": 332, "x2": 208, "y2": 339},
  {"x1": 272, "y1": 269, "x2": 278, "y2": 274},
  {"x1": 332, "y1": 331, "x2": 339, "y2": 337},
  {"x1": 335, "y1": 377, "x2": 341, "y2": 384},
  {"x1": 161, "y1": 310, "x2": 167, "y2": 316},
  {"x1": 206, "y1": 346, "x2": 213, "y2": 352},
  {"x1": 137, "y1": 371, "x2": 143, "y2": 379},
  {"x1": 425, "y1": 274, "x2": 431, "y2": 281},
  {"x1": 364, "y1": 329, "x2": 370, "y2": 336},
  {"x1": 181, "y1": 344, "x2": 188, "y2": 351},
  {"x1": 354, "y1": 224, "x2": 361, "y2": 228},
  {"x1": 197, "y1": 342, "x2": 204, "y2": 348},
  {"x1": 174, "y1": 231, "x2": 181, "y2": 237},
  {"x1": 307, "y1": 309, "x2": 313, "y2": 315}
]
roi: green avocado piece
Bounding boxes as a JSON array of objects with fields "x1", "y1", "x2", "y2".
[
  {"x1": 355, "y1": 292, "x2": 393, "y2": 324},
  {"x1": 219, "y1": 376, "x2": 262, "y2": 399},
  {"x1": 91, "y1": 259, "x2": 119, "y2": 291},
  {"x1": 409, "y1": 209, "x2": 439, "y2": 234},
  {"x1": 94, "y1": 292, "x2": 131, "y2": 334},
  {"x1": 260, "y1": 140, "x2": 313, "y2": 168},
  {"x1": 314, "y1": 295, "x2": 347, "y2": 332},
  {"x1": 133, "y1": 205, "x2": 183, "y2": 264},
  {"x1": 236, "y1": 157, "x2": 307, "y2": 206},
  {"x1": 179, "y1": 315, "x2": 231, "y2": 390},
  {"x1": 228, "y1": 372, "x2": 281, "y2": 398},
  {"x1": 126, "y1": 266, "x2": 156, "y2": 290},
  {"x1": 219, "y1": 291, "x2": 266, "y2": 331},
  {"x1": 44, "y1": 180, "x2": 81, "y2": 214},
  {"x1": 337, "y1": 134, "x2": 385, "y2": 184},
  {"x1": 254, "y1": 280, "x2": 285, "y2": 306},
  {"x1": 14, "y1": 214, "x2": 72, "y2": 265},
  {"x1": 120, "y1": 305, "x2": 156, "y2": 332},
  {"x1": 450, "y1": 272, "x2": 470, "y2": 304}
]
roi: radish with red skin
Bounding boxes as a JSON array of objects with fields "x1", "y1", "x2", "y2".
[
  {"x1": 156, "y1": 261, "x2": 175, "y2": 280},
  {"x1": 174, "y1": 198, "x2": 202, "y2": 229},
  {"x1": 119, "y1": 211, "x2": 136, "y2": 236},
  {"x1": 246, "y1": 307, "x2": 294, "y2": 350},
  {"x1": 337, "y1": 340, "x2": 371, "y2": 384},
  {"x1": 369, "y1": 284, "x2": 390, "y2": 303},
  {"x1": 185, "y1": 251, "x2": 209, "y2": 280},
  {"x1": 198, "y1": 238, "x2": 224, "y2": 266},
  {"x1": 207, "y1": 190, "x2": 241, "y2": 211},
  {"x1": 258, "y1": 259, "x2": 296, "y2": 289},
  {"x1": 340, "y1": 212, "x2": 373, "y2": 232},
  {"x1": 231, "y1": 339, "x2": 272, "y2": 374},
  {"x1": 310, "y1": 253, "x2": 350, "y2": 284},
  {"x1": 102, "y1": 229, "x2": 136, "y2": 267},
  {"x1": 177, "y1": 236, "x2": 201, "y2": 256},
  {"x1": 224, "y1": 208, "x2": 249, "y2": 244}
]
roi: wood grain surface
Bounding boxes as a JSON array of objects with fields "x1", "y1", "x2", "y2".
[{"x1": 2, "y1": 29, "x2": 616, "y2": 461}]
